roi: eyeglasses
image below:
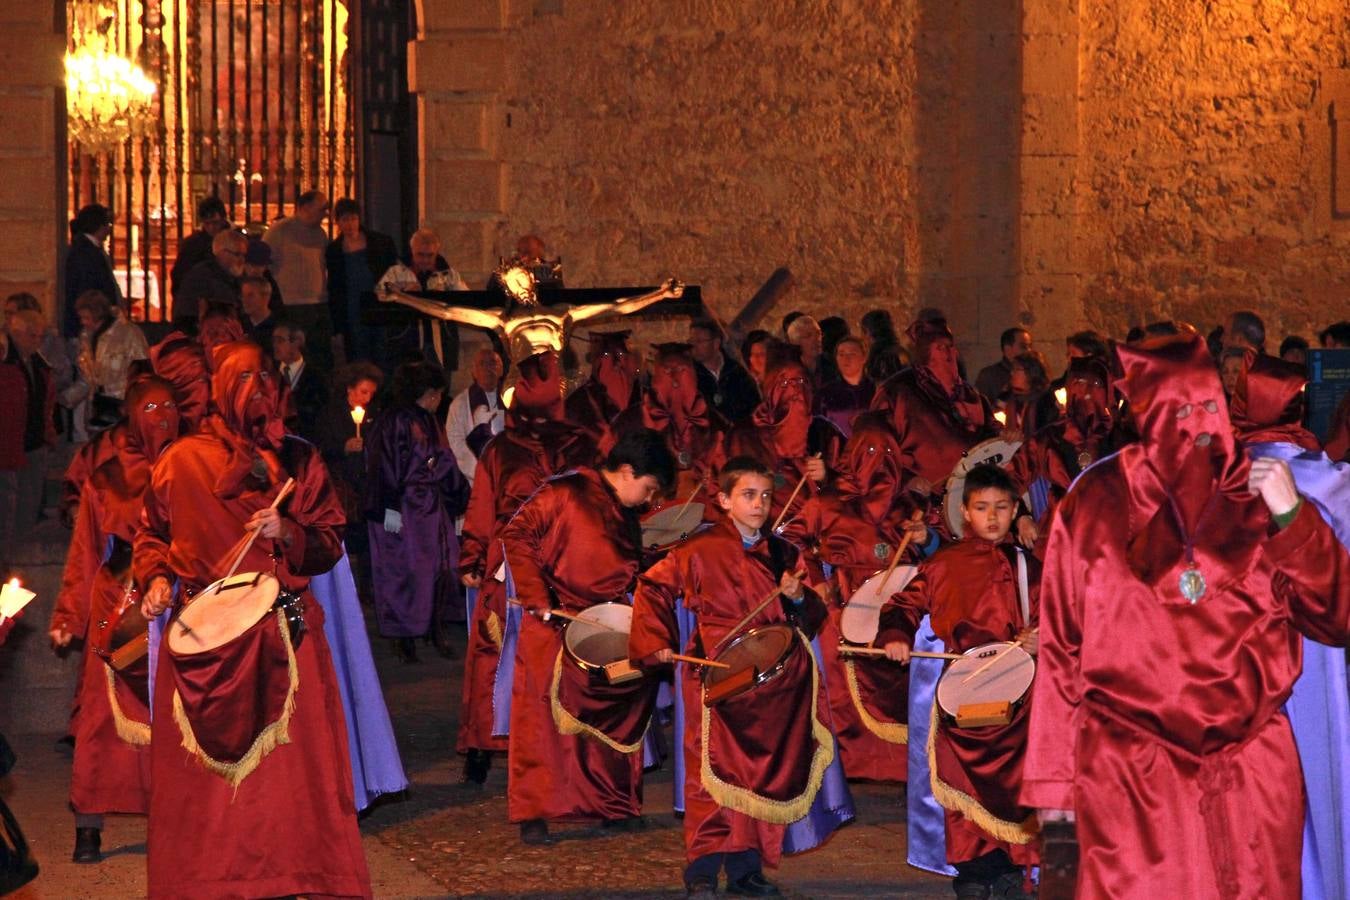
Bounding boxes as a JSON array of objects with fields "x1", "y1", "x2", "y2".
[{"x1": 1174, "y1": 400, "x2": 1220, "y2": 419}]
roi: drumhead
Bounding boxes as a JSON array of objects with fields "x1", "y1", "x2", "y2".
[
  {"x1": 840, "y1": 565, "x2": 919, "y2": 645},
  {"x1": 641, "y1": 502, "x2": 706, "y2": 549},
  {"x1": 564, "y1": 602, "x2": 633, "y2": 669},
  {"x1": 168, "y1": 572, "x2": 282, "y2": 656},
  {"x1": 704, "y1": 624, "x2": 795, "y2": 688},
  {"x1": 936, "y1": 641, "x2": 1035, "y2": 717},
  {"x1": 944, "y1": 438, "x2": 1023, "y2": 538}
]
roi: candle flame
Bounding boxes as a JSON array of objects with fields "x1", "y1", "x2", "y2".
[
  {"x1": 1054, "y1": 387, "x2": 1068, "y2": 407},
  {"x1": 502, "y1": 386, "x2": 516, "y2": 408},
  {"x1": 993, "y1": 410, "x2": 1008, "y2": 425},
  {"x1": 350, "y1": 405, "x2": 365, "y2": 425},
  {"x1": 6, "y1": 578, "x2": 17, "y2": 589}
]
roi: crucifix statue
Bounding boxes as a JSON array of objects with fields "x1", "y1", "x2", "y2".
[{"x1": 381, "y1": 263, "x2": 685, "y2": 365}]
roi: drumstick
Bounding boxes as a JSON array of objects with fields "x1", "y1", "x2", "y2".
[
  {"x1": 873, "y1": 509, "x2": 926, "y2": 599},
  {"x1": 713, "y1": 564, "x2": 809, "y2": 652},
  {"x1": 769, "y1": 453, "x2": 821, "y2": 534},
  {"x1": 221, "y1": 478, "x2": 296, "y2": 582},
  {"x1": 837, "y1": 645, "x2": 964, "y2": 661},
  {"x1": 672, "y1": 481, "x2": 704, "y2": 521},
  {"x1": 670, "y1": 653, "x2": 730, "y2": 669},
  {"x1": 960, "y1": 638, "x2": 1024, "y2": 685}
]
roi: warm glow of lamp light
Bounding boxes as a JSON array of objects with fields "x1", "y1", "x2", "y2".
[
  {"x1": 1054, "y1": 387, "x2": 1068, "y2": 408},
  {"x1": 65, "y1": 47, "x2": 157, "y2": 152},
  {"x1": 0, "y1": 578, "x2": 36, "y2": 619},
  {"x1": 350, "y1": 405, "x2": 365, "y2": 438},
  {"x1": 502, "y1": 386, "x2": 516, "y2": 408},
  {"x1": 993, "y1": 410, "x2": 1008, "y2": 426}
]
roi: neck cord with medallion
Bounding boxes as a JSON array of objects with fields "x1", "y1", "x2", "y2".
[{"x1": 1164, "y1": 487, "x2": 1220, "y2": 604}]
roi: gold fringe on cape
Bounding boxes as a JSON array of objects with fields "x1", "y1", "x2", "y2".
[
  {"x1": 699, "y1": 630, "x2": 833, "y2": 824},
  {"x1": 926, "y1": 702, "x2": 1038, "y2": 844},
  {"x1": 486, "y1": 610, "x2": 503, "y2": 651},
  {"x1": 103, "y1": 663, "x2": 150, "y2": 746},
  {"x1": 171, "y1": 609, "x2": 300, "y2": 789},
  {"x1": 549, "y1": 650, "x2": 644, "y2": 754},
  {"x1": 844, "y1": 658, "x2": 907, "y2": 744}
]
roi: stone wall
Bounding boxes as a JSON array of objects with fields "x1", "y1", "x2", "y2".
[
  {"x1": 414, "y1": 0, "x2": 1026, "y2": 372},
  {"x1": 1075, "y1": 0, "x2": 1350, "y2": 345},
  {"x1": 0, "y1": 5, "x2": 64, "y2": 319}
]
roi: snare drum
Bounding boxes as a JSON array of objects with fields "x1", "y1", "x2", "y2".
[
  {"x1": 703, "y1": 624, "x2": 797, "y2": 706},
  {"x1": 562, "y1": 602, "x2": 633, "y2": 679},
  {"x1": 839, "y1": 565, "x2": 919, "y2": 645},
  {"x1": 943, "y1": 438, "x2": 1022, "y2": 539},
  {"x1": 935, "y1": 641, "x2": 1035, "y2": 725},
  {"x1": 641, "y1": 501, "x2": 707, "y2": 553},
  {"x1": 168, "y1": 571, "x2": 306, "y2": 656}
]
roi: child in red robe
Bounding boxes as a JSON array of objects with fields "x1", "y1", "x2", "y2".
[
  {"x1": 631, "y1": 456, "x2": 831, "y2": 898},
  {"x1": 878, "y1": 463, "x2": 1039, "y2": 900}
]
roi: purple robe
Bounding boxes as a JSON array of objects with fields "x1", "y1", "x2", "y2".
[
  {"x1": 1248, "y1": 442, "x2": 1350, "y2": 900},
  {"x1": 365, "y1": 405, "x2": 467, "y2": 637}
]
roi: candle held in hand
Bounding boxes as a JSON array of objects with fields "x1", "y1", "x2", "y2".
[
  {"x1": 351, "y1": 405, "x2": 366, "y2": 438},
  {"x1": 0, "y1": 578, "x2": 36, "y2": 619}
]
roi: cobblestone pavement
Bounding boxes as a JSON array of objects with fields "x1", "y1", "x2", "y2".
[{"x1": 4, "y1": 613, "x2": 951, "y2": 898}]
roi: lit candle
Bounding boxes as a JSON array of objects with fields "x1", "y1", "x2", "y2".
[
  {"x1": 502, "y1": 386, "x2": 516, "y2": 408},
  {"x1": 1054, "y1": 387, "x2": 1068, "y2": 408},
  {"x1": 0, "y1": 578, "x2": 36, "y2": 619},
  {"x1": 993, "y1": 410, "x2": 1008, "y2": 426},
  {"x1": 350, "y1": 405, "x2": 365, "y2": 439}
]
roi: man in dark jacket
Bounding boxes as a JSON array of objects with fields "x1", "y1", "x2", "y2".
[
  {"x1": 689, "y1": 319, "x2": 760, "y2": 424},
  {"x1": 174, "y1": 230, "x2": 247, "y2": 332},
  {"x1": 170, "y1": 196, "x2": 230, "y2": 311},
  {"x1": 63, "y1": 204, "x2": 124, "y2": 338}
]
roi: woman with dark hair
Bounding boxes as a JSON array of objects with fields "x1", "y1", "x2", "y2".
[
  {"x1": 325, "y1": 198, "x2": 400, "y2": 365},
  {"x1": 860, "y1": 308, "x2": 908, "y2": 382},
  {"x1": 740, "y1": 328, "x2": 773, "y2": 388},
  {"x1": 364, "y1": 361, "x2": 468, "y2": 661},
  {"x1": 317, "y1": 361, "x2": 385, "y2": 584},
  {"x1": 997, "y1": 350, "x2": 1050, "y2": 434},
  {"x1": 815, "y1": 336, "x2": 874, "y2": 437}
]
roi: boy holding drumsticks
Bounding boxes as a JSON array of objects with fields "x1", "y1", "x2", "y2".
[
  {"x1": 630, "y1": 456, "x2": 832, "y2": 898},
  {"x1": 878, "y1": 463, "x2": 1040, "y2": 900}
]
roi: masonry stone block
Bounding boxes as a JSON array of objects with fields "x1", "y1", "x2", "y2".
[{"x1": 409, "y1": 35, "x2": 508, "y2": 94}]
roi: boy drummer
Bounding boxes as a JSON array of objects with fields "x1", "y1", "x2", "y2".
[
  {"x1": 630, "y1": 456, "x2": 832, "y2": 898},
  {"x1": 877, "y1": 463, "x2": 1040, "y2": 900}
]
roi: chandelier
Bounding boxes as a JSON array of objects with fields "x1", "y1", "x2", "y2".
[{"x1": 65, "y1": 5, "x2": 157, "y2": 153}]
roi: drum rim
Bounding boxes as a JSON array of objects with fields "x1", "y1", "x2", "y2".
[
  {"x1": 702, "y1": 623, "x2": 796, "y2": 689},
  {"x1": 562, "y1": 601, "x2": 633, "y2": 673},
  {"x1": 166, "y1": 572, "x2": 286, "y2": 658},
  {"x1": 839, "y1": 565, "x2": 919, "y2": 645},
  {"x1": 935, "y1": 640, "x2": 1035, "y2": 717}
]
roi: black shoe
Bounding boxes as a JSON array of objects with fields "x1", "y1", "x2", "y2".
[
  {"x1": 989, "y1": 872, "x2": 1032, "y2": 900},
  {"x1": 601, "y1": 815, "x2": 646, "y2": 832},
  {"x1": 72, "y1": 827, "x2": 102, "y2": 864},
  {"x1": 429, "y1": 626, "x2": 457, "y2": 659},
  {"x1": 391, "y1": 637, "x2": 419, "y2": 663},
  {"x1": 953, "y1": 882, "x2": 991, "y2": 900},
  {"x1": 686, "y1": 876, "x2": 718, "y2": 898},
  {"x1": 725, "y1": 871, "x2": 780, "y2": 896},
  {"x1": 462, "y1": 749, "x2": 491, "y2": 785},
  {"x1": 520, "y1": 819, "x2": 549, "y2": 845}
]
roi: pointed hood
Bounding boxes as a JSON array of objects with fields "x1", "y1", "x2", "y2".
[{"x1": 1230, "y1": 354, "x2": 1317, "y2": 451}]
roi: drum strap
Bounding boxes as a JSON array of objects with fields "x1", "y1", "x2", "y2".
[{"x1": 1015, "y1": 549, "x2": 1030, "y2": 627}]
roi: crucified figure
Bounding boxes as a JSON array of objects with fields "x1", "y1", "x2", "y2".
[{"x1": 381, "y1": 274, "x2": 685, "y2": 364}]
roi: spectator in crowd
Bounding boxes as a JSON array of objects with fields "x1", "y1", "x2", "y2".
[
  {"x1": 860, "y1": 308, "x2": 908, "y2": 382},
  {"x1": 975, "y1": 326, "x2": 1033, "y2": 401},
  {"x1": 316, "y1": 361, "x2": 384, "y2": 597},
  {"x1": 5, "y1": 293, "x2": 81, "y2": 434},
  {"x1": 1, "y1": 309, "x2": 57, "y2": 547},
  {"x1": 1223, "y1": 309, "x2": 1266, "y2": 355},
  {"x1": 1220, "y1": 346, "x2": 1248, "y2": 399},
  {"x1": 64, "y1": 204, "x2": 124, "y2": 338},
  {"x1": 242, "y1": 239, "x2": 285, "y2": 312},
  {"x1": 197, "y1": 303, "x2": 245, "y2": 369},
  {"x1": 787, "y1": 313, "x2": 840, "y2": 393},
  {"x1": 74, "y1": 289, "x2": 149, "y2": 430},
  {"x1": 816, "y1": 334, "x2": 874, "y2": 438},
  {"x1": 689, "y1": 318, "x2": 760, "y2": 424},
  {"x1": 780, "y1": 310, "x2": 804, "y2": 337},
  {"x1": 375, "y1": 227, "x2": 470, "y2": 369},
  {"x1": 1319, "y1": 321, "x2": 1350, "y2": 348},
  {"x1": 170, "y1": 195, "x2": 230, "y2": 310},
  {"x1": 741, "y1": 329, "x2": 773, "y2": 389},
  {"x1": 272, "y1": 322, "x2": 329, "y2": 440},
  {"x1": 1279, "y1": 335, "x2": 1309, "y2": 366},
  {"x1": 325, "y1": 198, "x2": 400, "y2": 366},
  {"x1": 264, "y1": 190, "x2": 333, "y2": 370},
  {"x1": 819, "y1": 315, "x2": 850, "y2": 360},
  {"x1": 996, "y1": 349, "x2": 1050, "y2": 433},
  {"x1": 1065, "y1": 329, "x2": 1109, "y2": 362},
  {"x1": 445, "y1": 346, "x2": 505, "y2": 485},
  {"x1": 239, "y1": 275, "x2": 280, "y2": 350},
  {"x1": 365, "y1": 361, "x2": 469, "y2": 662},
  {"x1": 174, "y1": 229, "x2": 246, "y2": 331}
]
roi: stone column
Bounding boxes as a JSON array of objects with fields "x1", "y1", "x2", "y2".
[
  {"x1": 0, "y1": 6, "x2": 65, "y2": 320},
  {"x1": 1018, "y1": 0, "x2": 1085, "y2": 372}
]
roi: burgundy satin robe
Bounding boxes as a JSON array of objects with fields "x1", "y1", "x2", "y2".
[
  {"x1": 499, "y1": 468, "x2": 654, "y2": 822},
  {"x1": 631, "y1": 519, "x2": 828, "y2": 867},
  {"x1": 456, "y1": 424, "x2": 599, "y2": 754},
  {"x1": 60, "y1": 423, "x2": 124, "y2": 520},
  {"x1": 134, "y1": 425, "x2": 370, "y2": 899},
  {"x1": 870, "y1": 366, "x2": 995, "y2": 494},
  {"x1": 878, "y1": 537, "x2": 1040, "y2": 866},
  {"x1": 52, "y1": 461, "x2": 151, "y2": 815},
  {"x1": 1022, "y1": 450, "x2": 1350, "y2": 899}
]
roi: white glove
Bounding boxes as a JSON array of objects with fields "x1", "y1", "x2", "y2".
[{"x1": 383, "y1": 509, "x2": 403, "y2": 534}]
